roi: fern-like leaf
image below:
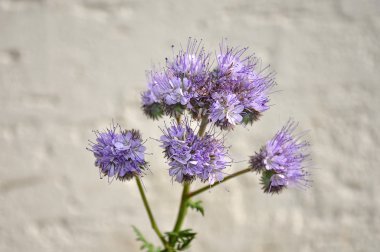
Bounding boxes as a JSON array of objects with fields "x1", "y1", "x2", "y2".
[
  {"x1": 132, "y1": 226, "x2": 161, "y2": 252},
  {"x1": 187, "y1": 200, "x2": 205, "y2": 216},
  {"x1": 165, "y1": 229, "x2": 196, "y2": 251}
]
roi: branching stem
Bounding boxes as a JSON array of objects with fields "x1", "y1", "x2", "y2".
[{"x1": 188, "y1": 168, "x2": 252, "y2": 198}]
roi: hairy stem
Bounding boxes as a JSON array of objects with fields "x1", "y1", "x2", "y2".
[
  {"x1": 188, "y1": 168, "x2": 252, "y2": 198},
  {"x1": 170, "y1": 182, "x2": 190, "y2": 245},
  {"x1": 175, "y1": 114, "x2": 182, "y2": 124},
  {"x1": 198, "y1": 117, "x2": 209, "y2": 137},
  {"x1": 135, "y1": 177, "x2": 170, "y2": 250}
]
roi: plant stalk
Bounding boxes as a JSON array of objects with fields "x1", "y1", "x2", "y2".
[
  {"x1": 172, "y1": 182, "x2": 190, "y2": 233},
  {"x1": 198, "y1": 117, "x2": 209, "y2": 137},
  {"x1": 188, "y1": 168, "x2": 252, "y2": 198},
  {"x1": 135, "y1": 177, "x2": 170, "y2": 250},
  {"x1": 175, "y1": 114, "x2": 182, "y2": 124}
]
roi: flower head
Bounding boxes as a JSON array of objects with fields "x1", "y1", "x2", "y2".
[
  {"x1": 210, "y1": 93, "x2": 244, "y2": 129},
  {"x1": 89, "y1": 124, "x2": 147, "y2": 181},
  {"x1": 215, "y1": 46, "x2": 253, "y2": 81},
  {"x1": 160, "y1": 119, "x2": 229, "y2": 184},
  {"x1": 146, "y1": 71, "x2": 193, "y2": 105},
  {"x1": 166, "y1": 38, "x2": 210, "y2": 86},
  {"x1": 249, "y1": 120, "x2": 310, "y2": 193},
  {"x1": 209, "y1": 43, "x2": 275, "y2": 128},
  {"x1": 193, "y1": 134, "x2": 229, "y2": 184},
  {"x1": 141, "y1": 39, "x2": 275, "y2": 130}
]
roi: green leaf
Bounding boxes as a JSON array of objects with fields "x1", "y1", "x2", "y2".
[
  {"x1": 165, "y1": 229, "x2": 196, "y2": 251},
  {"x1": 132, "y1": 226, "x2": 161, "y2": 252},
  {"x1": 187, "y1": 200, "x2": 205, "y2": 216}
]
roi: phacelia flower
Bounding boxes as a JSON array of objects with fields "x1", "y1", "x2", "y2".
[
  {"x1": 216, "y1": 46, "x2": 253, "y2": 81},
  {"x1": 166, "y1": 38, "x2": 210, "y2": 86},
  {"x1": 193, "y1": 134, "x2": 229, "y2": 185},
  {"x1": 142, "y1": 89, "x2": 164, "y2": 120},
  {"x1": 249, "y1": 120, "x2": 310, "y2": 193},
  {"x1": 88, "y1": 124, "x2": 147, "y2": 181},
  {"x1": 160, "y1": 119, "x2": 229, "y2": 184},
  {"x1": 141, "y1": 38, "x2": 275, "y2": 130},
  {"x1": 147, "y1": 71, "x2": 192, "y2": 105},
  {"x1": 209, "y1": 44, "x2": 275, "y2": 128},
  {"x1": 162, "y1": 76, "x2": 192, "y2": 106},
  {"x1": 210, "y1": 93, "x2": 244, "y2": 129}
]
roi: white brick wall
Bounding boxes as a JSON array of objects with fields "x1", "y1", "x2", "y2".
[{"x1": 1, "y1": 0, "x2": 379, "y2": 251}]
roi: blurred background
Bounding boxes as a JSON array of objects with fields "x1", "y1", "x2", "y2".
[{"x1": 1, "y1": 0, "x2": 379, "y2": 251}]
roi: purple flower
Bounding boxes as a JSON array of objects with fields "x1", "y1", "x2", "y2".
[
  {"x1": 249, "y1": 120, "x2": 310, "y2": 193},
  {"x1": 141, "y1": 90, "x2": 157, "y2": 106},
  {"x1": 88, "y1": 125, "x2": 147, "y2": 181},
  {"x1": 210, "y1": 93, "x2": 244, "y2": 128},
  {"x1": 147, "y1": 72, "x2": 193, "y2": 106},
  {"x1": 163, "y1": 76, "x2": 192, "y2": 106},
  {"x1": 141, "y1": 39, "x2": 275, "y2": 130},
  {"x1": 239, "y1": 73, "x2": 273, "y2": 113},
  {"x1": 166, "y1": 38, "x2": 210, "y2": 85},
  {"x1": 193, "y1": 134, "x2": 229, "y2": 184},
  {"x1": 160, "y1": 119, "x2": 229, "y2": 184},
  {"x1": 209, "y1": 43, "x2": 275, "y2": 127},
  {"x1": 216, "y1": 46, "x2": 252, "y2": 81}
]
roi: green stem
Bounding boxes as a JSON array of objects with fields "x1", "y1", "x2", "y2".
[
  {"x1": 175, "y1": 114, "x2": 182, "y2": 124},
  {"x1": 169, "y1": 183, "x2": 190, "y2": 247},
  {"x1": 188, "y1": 168, "x2": 252, "y2": 198},
  {"x1": 198, "y1": 117, "x2": 209, "y2": 137},
  {"x1": 172, "y1": 182, "x2": 190, "y2": 233},
  {"x1": 135, "y1": 177, "x2": 170, "y2": 250}
]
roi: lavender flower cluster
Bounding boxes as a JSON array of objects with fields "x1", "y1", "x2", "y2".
[
  {"x1": 89, "y1": 38, "x2": 310, "y2": 194},
  {"x1": 160, "y1": 120, "x2": 229, "y2": 185},
  {"x1": 86, "y1": 38, "x2": 313, "y2": 252},
  {"x1": 142, "y1": 39, "x2": 275, "y2": 130},
  {"x1": 250, "y1": 121, "x2": 310, "y2": 193},
  {"x1": 88, "y1": 125, "x2": 147, "y2": 181}
]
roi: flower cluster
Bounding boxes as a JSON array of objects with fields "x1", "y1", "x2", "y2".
[
  {"x1": 142, "y1": 38, "x2": 275, "y2": 130},
  {"x1": 160, "y1": 120, "x2": 229, "y2": 185},
  {"x1": 88, "y1": 125, "x2": 147, "y2": 181},
  {"x1": 249, "y1": 121, "x2": 310, "y2": 193},
  {"x1": 89, "y1": 39, "x2": 311, "y2": 197},
  {"x1": 88, "y1": 38, "x2": 312, "y2": 252}
]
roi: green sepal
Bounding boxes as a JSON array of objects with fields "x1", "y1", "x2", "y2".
[
  {"x1": 143, "y1": 102, "x2": 164, "y2": 120},
  {"x1": 260, "y1": 170, "x2": 284, "y2": 194},
  {"x1": 242, "y1": 110, "x2": 261, "y2": 125},
  {"x1": 164, "y1": 103, "x2": 185, "y2": 118}
]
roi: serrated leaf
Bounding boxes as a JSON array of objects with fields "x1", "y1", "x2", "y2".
[
  {"x1": 187, "y1": 200, "x2": 205, "y2": 216},
  {"x1": 132, "y1": 226, "x2": 161, "y2": 252},
  {"x1": 165, "y1": 229, "x2": 197, "y2": 251}
]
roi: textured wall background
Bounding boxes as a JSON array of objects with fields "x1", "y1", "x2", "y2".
[{"x1": 1, "y1": 0, "x2": 379, "y2": 251}]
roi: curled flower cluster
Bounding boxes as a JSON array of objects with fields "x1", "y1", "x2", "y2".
[
  {"x1": 89, "y1": 125, "x2": 147, "y2": 181},
  {"x1": 89, "y1": 38, "x2": 311, "y2": 198},
  {"x1": 87, "y1": 38, "x2": 312, "y2": 252},
  {"x1": 142, "y1": 38, "x2": 275, "y2": 130},
  {"x1": 160, "y1": 120, "x2": 229, "y2": 185},
  {"x1": 249, "y1": 121, "x2": 310, "y2": 193}
]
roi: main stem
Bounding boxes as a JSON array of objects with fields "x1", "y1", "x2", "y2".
[
  {"x1": 172, "y1": 182, "x2": 190, "y2": 233},
  {"x1": 198, "y1": 117, "x2": 209, "y2": 137},
  {"x1": 188, "y1": 168, "x2": 252, "y2": 198},
  {"x1": 135, "y1": 177, "x2": 169, "y2": 249}
]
